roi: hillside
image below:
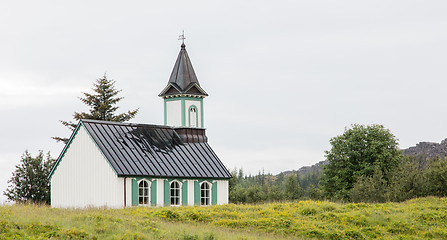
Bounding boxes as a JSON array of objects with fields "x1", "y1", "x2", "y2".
[
  {"x1": 402, "y1": 138, "x2": 447, "y2": 159},
  {"x1": 284, "y1": 138, "x2": 447, "y2": 178},
  {"x1": 1, "y1": 198, "x2": 446, "y2": 239},
  {"x1": 282, "y1": 160, "x2": 327, "y2": 176}
]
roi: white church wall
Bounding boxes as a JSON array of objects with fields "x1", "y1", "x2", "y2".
[
  {"x1": 187, "y1": 179, "x2": 195, "y2": 206},
  {"x1": 166, "y1": 100, "x2": 182, "y2": 127},
  {"x1": 51, "y1": 126, "x2": 123, "y2": 208},
  {"x1": 125, "y1": 177, "x2": 132, "y2": 207},
  {"x1": 156, "y1": 179, "x2": 164, "y2": 206},
  {"x1": 216, "y1": 180, "x2": 229, "y2": 205}
]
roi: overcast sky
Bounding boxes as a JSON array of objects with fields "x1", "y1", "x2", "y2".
[{"x1": 1, "y1": 1, "x2": 447, "y2": 203}]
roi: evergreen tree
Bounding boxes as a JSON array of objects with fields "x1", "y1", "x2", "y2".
[
  {"x1": 285, "y1": 174, "x2": 301, "y2": 200},
  {"x1": 54, "y1": 74, "x2": 139, "y2": 143},
  {"x1": 350, "y1": 168, "x2": 388, "y2": 203},
  {"x1": 237, "y1": 168, "x2": 244, "y2": 180},
  {"x1": 228, "y1": 168, "x2": 238, "y2": 193},
  {"x1": 386, "y1": 155, "x2": 426, "y2": 202},
  {"x1": 4, "y1": 151, "x2": 55, "y2": 204},
  {"x1": 424, "y1": 157, "x2": 447, "y2": 197}
]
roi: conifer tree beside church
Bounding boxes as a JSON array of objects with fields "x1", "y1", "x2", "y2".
[{"x1": 53, "y1": 74, "x2": 139, "y2": 143}]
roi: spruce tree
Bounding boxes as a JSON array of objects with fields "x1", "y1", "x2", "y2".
[{"x1": 54, "y1": 74, "x2": 139, "y2": 143}]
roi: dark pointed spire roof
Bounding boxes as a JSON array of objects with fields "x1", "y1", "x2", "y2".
[{"x1": 159, "y1": 44, "x2": 208, "y2": 98}]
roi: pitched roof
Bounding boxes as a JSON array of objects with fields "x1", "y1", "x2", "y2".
[
  {"x1": 51, "y1": 119, "x2": 231, "y2": 179},
  {"x1": 159, "y1": 43, "x2": 208, "y2": 97}
]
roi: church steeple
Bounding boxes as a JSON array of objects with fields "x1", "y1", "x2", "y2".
[
  {"x1": 159, "y1": 43, "x2": 208, "y2": 98},
  {"x1": 160, "y1": 40, "x2": 207, "y2": 128}
]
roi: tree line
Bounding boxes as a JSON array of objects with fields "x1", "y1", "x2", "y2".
[
  {"x1": 229, "y1": 124, "x2": 447, "y2": 204},
  {"x1": 228, "y1": 154, "x2": 447, "y2": 204},
  {"x1": 228, "y1": 168, "x2": 321, "y2": 203}
]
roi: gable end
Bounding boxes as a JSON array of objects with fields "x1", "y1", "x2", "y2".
[{"x1": 48, "y1": 121, "x2": 118, "y2": 180}]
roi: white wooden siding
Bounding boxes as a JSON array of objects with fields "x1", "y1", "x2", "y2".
[
  {"x1": 187, "y1": 179, "x2": 195, "y2": 206},
  {"x1": 156, "y1": 179, "x2": 164, "y2": 206},
  {"x1": 166, "y1": 100, "x2": 182, "y2": 127},
  {"x1": 125, "y1": 177, "x2": 132, "y2": 207},
  {"x1": 216, "y1": 180, "x2": 229, "y2": 205},
  {"x1": 51, "y1": 126, "x2": 123, "y2": 208}
]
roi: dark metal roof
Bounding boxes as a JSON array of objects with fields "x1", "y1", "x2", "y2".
[
  {"x1": 81, "y1": 119, "x2": 231, "y2": 179},
  {"x1": 159, "y1": 44, "x2": 208, "y2": 97}
]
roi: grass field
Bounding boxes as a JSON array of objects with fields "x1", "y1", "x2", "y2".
[{"x1": 1, "y1": 197, "x2": 446, "y2": 239}]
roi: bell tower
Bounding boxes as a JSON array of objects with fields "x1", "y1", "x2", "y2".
[{"x1": 159, "y1": 38, "x2": 208, "y2": 128}]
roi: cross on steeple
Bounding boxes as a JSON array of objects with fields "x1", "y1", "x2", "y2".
[{"x1": 178, "y1": 30, "x2": 186, "y2": 44}]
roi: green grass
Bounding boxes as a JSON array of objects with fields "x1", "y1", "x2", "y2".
[{"x1": 1, "y1": 197, "x2": 447, "y2": 239}]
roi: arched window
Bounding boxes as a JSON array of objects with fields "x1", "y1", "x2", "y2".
[
  {"x1": 139, "y1": 180, "x2": 150, "y2": 205},
  {"x1": 200, "y1": 182, "x2": 210, "y2": 206},
  {"x1": 189, "y1": 106, "x2": 198, "y2": 127},
  {"x1": 170, "y1": 181, "x2": 181, "y2": 206}
]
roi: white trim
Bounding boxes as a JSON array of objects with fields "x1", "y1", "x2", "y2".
[
  {"x1": 184, "y1": 83, "x2": 208, "y2": 96},
  {"x1": 137, "y1": 179, "x2": 151, "y2": 206},
  {"x1": 187, "y1": 179, "x2": 195, "y2": 206},
  {"x1": 159, "y1": 83, "x2": 182, "y2": 96},
  {"x1": 156, "y1": 179, "x2": 165, "y2": 206},
  {"x1": 216, "y1": 180, "x2": 228, "y2": 205},
  {"x1": 125, "y1": 178, "x2": 133, "y2": 207},
  {"x1": 169, "y1": 180, "x2": 182, "y2": 206},
  {"x1": 200, "y1": 181, "x2": 212, "y2": 206},
  {"x1": 200, "y1": 180, "x2": 212, "y2": 188}
]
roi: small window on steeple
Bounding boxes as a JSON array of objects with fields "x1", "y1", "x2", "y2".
[{"x1": 189, "y1": 106, "x2": 198, "y2": 127}]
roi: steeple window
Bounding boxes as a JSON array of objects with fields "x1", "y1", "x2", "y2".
[{"x1": 189, "y1": 106, "x2": 198, "y2": 127}]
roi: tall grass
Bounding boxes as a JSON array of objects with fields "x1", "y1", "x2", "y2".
[{"x1": 1, "y1": 197, "x2": 446, "y2": 239}]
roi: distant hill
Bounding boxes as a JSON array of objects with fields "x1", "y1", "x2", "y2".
[
  {"x1": 402, "y1": 138, "x2": 447, "y2": 159},
  {"x1": 281, "y1": 160, "x2": 327, "y2": 176},
  {"x1": 282, "y1": 138, "x2": 447, "y2": 177}
]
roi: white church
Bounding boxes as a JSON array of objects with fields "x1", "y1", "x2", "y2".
[{"x1": 48, "y1": 42, "x2": 231, "y2": 208}]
